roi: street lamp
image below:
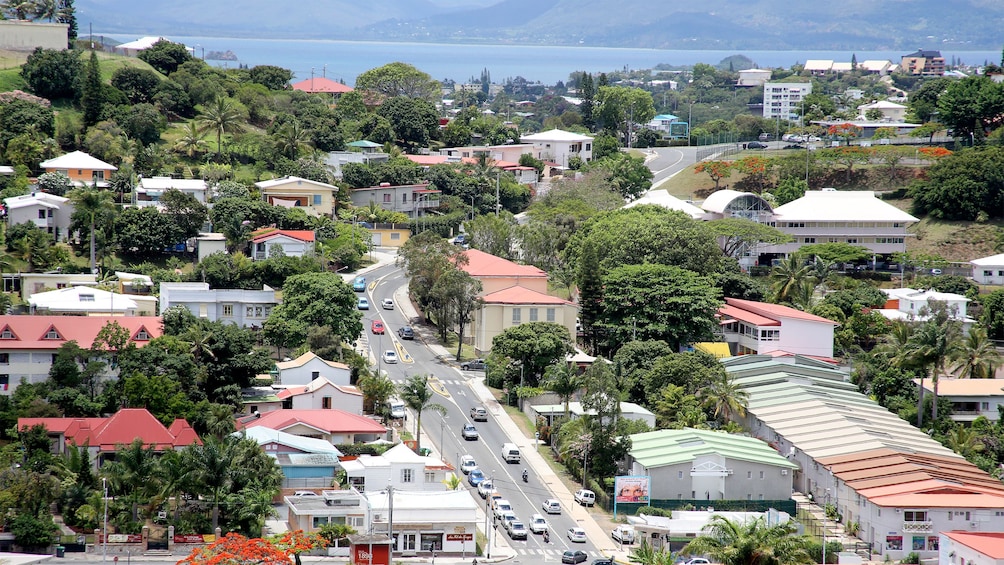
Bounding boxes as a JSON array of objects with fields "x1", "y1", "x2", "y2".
[
  {"x1": 102, "y1": 477, "x2": 108, "y2": 563},
  {"x1": 439, "y1": 415, "x2": 448, "y2": 456},
  {"x1": 822, "y1": 488, "x2": 831, "y2": 565}
]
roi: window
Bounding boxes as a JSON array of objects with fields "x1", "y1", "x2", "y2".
[
  {"x1": 383, "y1": 194, "x2": 391, "y2": 203},
  {"x1": 747, "y1": 471, "x2": 752, "y2": 479},
  {"x1": 803, "y1": 237, "x2": 816, "y2": 243},
  {"x1": 401, "y1": 468, "x2": 413, "y2": 483},
  {"x1": 425, "y1": 471, "x2": 436, "y2": 483},
  {"x1": 391, "y1": 233, "x2": 400, "y2": 240},
  {"x1": 312, "y1": 371, "x2": 320, "y2": 379},
  {"x1": 313, "y1": 194, "x2": 322, "y2": 205},
  {"x1": 759, "y1": 471, "x2": 765, "y2": 479},
  {"x1": 0, "y1": 353, "x2": 7, "y2": 364},
  {"x1": 546, "y1": 308, "x2": 555, "y2": 322},
  {"x1": 903, "y1": 511, "x2": 927, "y2": 522},
  {"x1": 44, "y1": 329, "x2": 61, "y2": 340},
  {"x1": 79, "y1": 293, "x2": 95, "y2": 302},
  {"x1": 134, "y1": 330, "x2": 150, "y2": 341},
  {"x1": 222, "y1": 304, "x2": 233, "y2": 317},
  {"x1": 846, "y1": 238, "x2": 857, "y2": 244},
  {"x1": 402, "y1": 193, "x2": 407, "y2": 203},
  {"x1": 512, "y1": 308, "x2": 521, "y2": 323},
  {"x1": 998, "y1": 270, "x2": 1004, "y2": 276},
  {"x1": 38, "y1": 210, "x2": 46, "y2": 219},
  {"x1": 529, "y1": 308, "x2": 538, "y2": 321},
  {"x1": 0, "y1": 328, "x2": 13, "y2": 339},
  {"x1": 986, "y1": 270, "x2": 994, "y2": 277},
  {"x1": 47, "y1": 210, "x2": 52, "y2": 218},
  {"x1": 322, "y1": 397, "x2": 331, "y2": 409},
  {"x1": 255, "y1": 306, "x2": 263, "y2": 317},
  {"x1": 246, "y1": 306, "x2": 254, "y2": 317},
  {"x1": 678, "y1": 471, "x2": 684, "y2": 479},
  {"x1": 92, "y1": 171, "x2": 105, "y2": 181}
]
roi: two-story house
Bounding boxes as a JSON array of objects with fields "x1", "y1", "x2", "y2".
[
  {"x1": 4, "y1": 192, "x2": 73, "y2": 241},
  {"x1": 273, "y1": 351, "x2": 352, "y2": 387},
  {"x1": 237, "y1": 408, "x2": 387, "y2": 445},
  {"x1": 340, "y1": 443, "x2": 452, "y2": 492},
  {"x1": 718, "y1": 298, "x2": 838, "y2": 360},
  {"x1": 39, "y1": 151, "x2": 117, "y2": 187},
  {"x1": 238, "y1": 426, "x2": 342, "y2": 489},
  {"x1": 159, "y1": 282, "x2": 278, "y2": 329},
  {"x1": 256, "y1": 176, "x2": 339, "y2": 217},
  {"x1": 919, "y1": 378, "x2": 1004, "y2": 423},
  {"x1": 134, "y1": 177, "x2": 209, "y2": 207},
  {"x1": 520, "y1": 129, "x2": 593, "y2": 168},
  {"x1": 348, "y1": 183, "x2": 441, "y2": 219},
  {"x1": 263, "y1": 377, "x2": 363, "y2": 414},
  {"x1": 250, "y1": 228, "x2": 315, "y2": 260},
  {"x1": 877, "y1": 288, "x2": 975, "y2": 330}
]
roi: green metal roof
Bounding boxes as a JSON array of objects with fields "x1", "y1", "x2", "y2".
[{"x1": 627, "y1": 428, "x2": 798, "y2": 470}]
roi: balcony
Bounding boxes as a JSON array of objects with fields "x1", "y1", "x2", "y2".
[{"x1": 902, "y1": 521, "x2": 933, "y2": 533}]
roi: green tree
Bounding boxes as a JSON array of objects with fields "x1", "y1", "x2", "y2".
[
  {"x1": 355, "y1": 62, "x2": 440, "y2": 102},
  {"x1": 909, "y1": 146, "x2": 1004, "y2": 221},
  {"x1": 248, "y1": 65, "x2": 294, "y2": 91},
  {"x1": 698, "y1": 373, "x2": 749, "y2": 423},
  {"x1": 937, "y1": 76, "x2": 1004, "y2": 142},
  {"x1": 707, "y1": 218, "x2": 792, "y2": 260},
  {"x1": 110, "y1": 66, "x2": 161, "y2": 105},
  {"x1": 358, "y1": 371, "x2": 396, "y2": 418},
  {"x1": 264, "y1": 272, "x2": 362, "y2": 351},
  {"x1": 198, "y1": 96, "x2": 247, "y2": 159},
  {"x1": 541, "y1": 362, "x2": 582, "y2": 421},
  {"x1": 769, "y1": 254, "x2": 812, "y2": 307},
  {"x1": 902, "y1": 307, "x2": 964, "y2": 426},
  {"x1": 398, "y1": 374, "x2": 447, "y2": 454},
  {"x1": 378, "y1": 96, "x2": 439, "y2": 152},
  {"x1": 952, "y1": 327, "x2": 1001, "y2": 380},
  {"x1": 798, "y1": 242, "x2": 870, "y2": 265},
  {"x1": 683, "y1": 515, "x2": 813, "y2": 565},
  {"x1": 10, "y1": 513, "x2": 59, "y2": 551},
  {"x1": 464, "y1": 212, "x2": 518, "y2": 260},
  {"x1": 489, "y1": 322, "x2": 574, "y2": 387},
  {"x1": 137, "y1": 39, "x2": 192, "y2": 75},
  {"x1": 584, "y1": 151, "x2": 653, "y2": 200},
  {"x1": 908, "y1": 78, "x2": 950, "y2": 124},
  {"x1": 114, "y1": 206, "x2": 176, "y2": 260},
  {"x1": 20, "y1": 46, "x2": 80, "y2": 100},
  {"x1": 772, "y1": 178, "x2": 807, "y2": 206},
  {"x1": 161, "y1": 188, "x2": 208, "y2": 242},
  {"x1": 594, "y1": 85, "x2": 656, "y2": 146},
  {"x1": 272, "y1": 119, "x2": 313, "y2": 160},
  {"x1": 80, "y1": 50, "x2": 104, "y2": 126},
  {"x1": 173, "y1": 120, "x2": 209, "y2": 158}
]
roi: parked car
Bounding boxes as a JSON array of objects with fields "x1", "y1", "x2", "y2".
[
  {"x1": 682, "y1": 559, "x2": 710, "y2": 565},
  {"x1": 452, "y1": 234, "x2": 467, "y2": 246},
  {"x1": 460, "y1": 358, "x2": 486, "y2": 370},
  {"x1": 574, "y1": 489, "x2": 596, "y2": 507},
  {"x1": 357, "y1": 297, "x2": 370, "y2": 310},
  {"x1": 467, "y1": 468, "x2": 485, "y2": 486},
  {"x1": 352, "y1": 277, "x2": 366, "y2": 292},
  {"x1": 931, "y1": 268, "x2": 943, "y2": 275},
  {"x1": 371, "y1": 320, "x2": 385, "y2": 334},
  {"x1": 567, "y1": 527, "x2": 587, "y2": 543},
  {"x1": 381, "y1": 298, "x2": 394, "y2": 310},
  {"x1": 398, "y1": 326, "x2": 415, "y2": 340},
  {"x1": 382, "y1": 350, "x2": 398, "y2": 364},
  {"x1": 542, "y1": 499, "x2": 561, "y2": 514},
  {"x1": 592, "y1": 560, "x2": 613, "y2": 565},
  {"x1": 477, "y1": 480, "x2": 496, "y2": 499},
  {"x1": 492, "y1": 499, "x2": 512, "y2": 520},
  {"x1": 746, "y1": 141, "x2": 768, "y2": 149},
  {"x1": 460, "y1": 455, "x2": 477, "y2": 474},
  {"x1": 562, "y1": 551, "x2": 588, "y2": 564},
  {"x1": 500, "y1": 511, "x2": 517, "y2": 531},
  {"x1": 461, "y1": 423, "x2": 479, "y2": 441},
  {"x1": 529, "y1": 514, "x2": 548, "y2": 534},
  {"x1": 470, "y1": 406, "x2": 488, "y2": 421},
  {"x1": 508, "y1": 521, "x2": 528, "y2": 540},
  {"x1": 612, "y1": 525, "x2": 636, "y2": 544}
]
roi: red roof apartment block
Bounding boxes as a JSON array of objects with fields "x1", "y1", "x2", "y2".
[{"x1": 0, "y1": 315, "x2": 162, "y2": 349}]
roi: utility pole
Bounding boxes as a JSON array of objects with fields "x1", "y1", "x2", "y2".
[
  {"x1": 484, "y1": 471, "x2": 494, "y2": 558},
  {"x1": 387, "y1": 483, "x2": 394, "y2": 548},
  {"x1": 494, "y1": 172, "x2": 500, "y2": 217},
  {"x1": 102, "y1": 477, "x2": 108, "y2": 563}
]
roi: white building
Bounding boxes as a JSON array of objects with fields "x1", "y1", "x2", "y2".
[
  {"x1": 763, "y1": 82, "x2": 812, "y2": 120},
  {"x1": 520, "y1": 129, "x2": 594, "y2": 168},
  {"x1": 718, "y1": 298, "x2": 838, "y2": 360},
  {"x1": 28, "y1": 286, "x2": 140, "y2": 316},
  {"x1": 628, "y1": 510, "x2": 792, "y2": 551},
  {"x1": 272, "y1": 377, "x2": 363, "y2": 414},
  {"x1": 737, "y1": 69, "x2": 772, "y2": 87},
  {"x1": 4, "y1": 192, "x2": 73, "y2": 242},
  {"x1": 159, "y1": 282, "x2": 278, "y2": 329},
  {"x1": 340, "y1": 444, "x2": 453, "y2": 492},
  {"x1": 856, "y1": 100, "x2": 908, "y2": 122},
  {"x1": 528, "y1": 401, "x2": 655, "y2": 428},
  {"x1": 970, "y1": 253, "x2": 1004, "y2": 285},
  {"x1": 940, "y1": 531, "x2": 1004, "y2": 565},
  {"x1": 919, "y1": 378, "x2": 1004, "y2": 423},
  {"x1": 134, "y1": 177, "x2": 209, "y2": 207},
  {"x1": 877, "y1": 288, "x2": 975, "y2": 330},
  {"x1": 274, "y1": 352, "x2": 352, "y2": 387},
  {"x1": 765, "y1": 190, "x2": 918, "y2": 257},
  {"x1": 250, "y1": 228, "x2": 315, "y2": 260}
]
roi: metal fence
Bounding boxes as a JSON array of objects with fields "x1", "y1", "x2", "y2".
[{"x1": 613, "y1": 498, "x2": 797, "y2": 516}]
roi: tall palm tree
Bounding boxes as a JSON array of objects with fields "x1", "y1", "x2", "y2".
[
  {"x1": 102, "y1": 438, "x2": 159, "y2": 520},
  {"x1": 904, "y1": 315, "x2": 963, "y2": 426},
  {"x1": 683, "y1": 515, "x2": 813, "y2": 565},
  {"x1": 273, "y1": 119, "x2": 313, "y2": 160},
  {"x1": 952, "y1": 327, "x2": 1001, "y2": 380},
  {"x1": 183, "y1": 437, "x2": 232, "y2": 531},
  {"x1": 769, "y1": 254, "x2": 812, "y2": 306},
  {"x1": 32, "y1": 0, "x2": 58, "y2": 21},
  {"x1": 198, "y1": 96, "x2": 246, "y2": 159},
  {"x1": 236, "y1": 483, "x2": 279, "y2": 535},
  {"x1": 398, "y1": 374, "x2": 447, "y2": 454},
  {"x1": 155, "y1": 449, "x2": 193, "y2": 520},
  {"x1": 698, "y1": 373, "x2": 749, "y2": 423},
  {"x1": 68, "y1": 186, "x2": 116, "y2": 274},
  {"x1": 542, "y1": 362, "x2": 582, "y2": 421},
  {"x1": 944, "y1": 426, "x2": 985, "y2": 458},
  {"x1": 173, "y1": 120, "x2": 209, "y2": 159},
  {"x1": 358, "y1": 371, "x2": 396, "y2": 417}
]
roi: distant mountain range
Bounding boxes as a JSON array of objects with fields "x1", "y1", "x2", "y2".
[{"x1": 78, "y1": 0, "x2": 1004, "y2": 50}]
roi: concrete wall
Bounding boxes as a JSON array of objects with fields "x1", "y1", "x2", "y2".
[{"x1": 0, "y1": 21, "x2": 68, "y2": 51}]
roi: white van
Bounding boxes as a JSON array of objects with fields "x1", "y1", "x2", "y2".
[
  {"x1": 501, "y1": 442, "x2": 521, "y2": 463},
  {"x1": 389, "y1": 398, "x2": 406, "y2": 419}
]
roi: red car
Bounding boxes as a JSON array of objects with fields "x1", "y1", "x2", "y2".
[{"x1": 371, "y1": 320, "x2": 385, "y2": 334}]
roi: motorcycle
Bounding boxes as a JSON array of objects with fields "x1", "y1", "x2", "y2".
[
  {"x1": 522, "y1": 469, "x2": 528, "y2": 483},
  {"x1": 543, "y1": 530, "x2": 550, "y2": 543}
]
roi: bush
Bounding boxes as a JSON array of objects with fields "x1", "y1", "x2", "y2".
[
  {"x1": 900, "y1": 552, "x2": 920, "y2": 564},
  {"x1": 634, "y1": 505, "x2": 670, "y2": 517}
]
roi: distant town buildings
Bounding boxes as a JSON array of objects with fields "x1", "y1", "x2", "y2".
[{"x1": 762, "y1": 82, "x2": 812, "y2": 121}]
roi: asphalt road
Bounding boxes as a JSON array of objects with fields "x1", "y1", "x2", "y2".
[{"x1": 356, "y1": 263, "x2": 601, "y2": 564}]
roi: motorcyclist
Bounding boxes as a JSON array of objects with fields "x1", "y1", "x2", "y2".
[{"x1": 522, "y1": 468, "x2": 528, "y2": 482}]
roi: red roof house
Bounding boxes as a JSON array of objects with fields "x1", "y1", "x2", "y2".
[
  {"x1": 717, "y1": 298, "x2": 838, "y2": 359},
  {"x1": 238, "y1": 408, "x2": 385, "y2": 444},
  {"x1": 457, "y1": 249, "x2": 548, "y2": 295},
  {"x1": 18, "y1": 408, "x2": 201, "y2": 467},
  {"x1": 291, "y1": 77, "x2": 354, "y2": 95},
  {"x1": 249, "y1": 228, "x2": 316, "y2": 261}
]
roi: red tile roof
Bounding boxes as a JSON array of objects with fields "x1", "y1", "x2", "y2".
[
  {"x1": 458, "y1": 249, "x2": 547, "y2": 279},
  {"x1": 724, "y1": 298, "x2": 838, "y2": 325},
  {"x1": 942, "y1": 531, "x2": 1004, "y2": 559},
  {"x1": 718, "y1": 303, "x2": 779, "y2": 327},
  {"x1": 251, "y1": 228, "x2": 316, "y2": 243},
  {"x1": 291, "y1": 77, "x2": 354, "y2": 94},
  {"x1": 482, "y1": 286, "x2": 572, "y2": 305},
  {"x1": 19, "y1": 408, "x2": 201, "y2": 450},
  {"x1": 403, "y1": 155, "x2": 450, "y2": 166},
  {"x1": 238, "y1": 409, "x2": 386, "y2": 434},
  {"x1": 0, "y1": 316, "x2": 161, "y2": 350}
]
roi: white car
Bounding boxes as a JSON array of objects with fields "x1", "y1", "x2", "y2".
[
  {"x1": 477, "y1": 480, "x2": 496, "y2": 499},
  {"x1": 612, "y1": 525, "x2": 635, "y2": 544},
  {"x1": 381, "y1": 298, "x2": 394, "y2": 310},
  {"x1": 508, "y1": 521, "x2": 528, "y2": 539},
  {"x1": 460, "y1": 455, "x2": 477, "y2": 474},
  {"x1": 683, "y1": 560, "x2": 710, "y2": 565},
  {"x1": 382, "y1": 350, "x2": 398, "y2": 364},
  {"x1": 542, "y1": 498, "x2": 561, "y2": 514},
  {"x1": 574, "y1": 489, "x2": 596, "y2": 507},
  {"x1": 567, "y1": 527, "x2": 587, "y2": 543},
  {"x1": 500, "y1": 511, "x2": 517, "y2": 530},
  {"x1": 529, "y1": 514, "x2": 548, "y2": 534}
]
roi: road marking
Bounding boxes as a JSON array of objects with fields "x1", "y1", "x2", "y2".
[{"x1": 428, "y1": 376, "x2": 451, "y2": 398}]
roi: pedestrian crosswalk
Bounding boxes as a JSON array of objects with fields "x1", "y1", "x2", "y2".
[
  {"x1": 389, "y1": 377, "x2": 467, "y2": 387},
  {"x1": 513, "y1": 547, "x2": 565, "y2": 557}
]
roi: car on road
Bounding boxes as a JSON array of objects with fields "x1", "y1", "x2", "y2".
[
  {"x1": 467, "y1": 468, "x2": 485, "y2": 486},
  {"x1": 591, "y1": 560, "x2": 613, "y2": 565},
  {"x1": 746, "y1": 141, "x2": 768, "y2": 149},
  {"x1": 492, "y1": 499, "x2": 512, "y2": 519},
  {"x1": 461, "y1": 423, "x2": 479, "y2": 441},
  {"x1": 398, "y1": 326, "x2": 415, "y2": 340},
  {"x1": 460, "y1": 358, "x2": 487, "y2": 370},
  {"x1": 371, "y1": 320, "x2": 385, "y2": 334},
  {"x1": 357, "y1": 297, "x2": 370, "y2": 310},
  {"x1": 470, "y1": 406, "x2": 488, "y2": 421},
  {"x1": 562, "y1": 550, "x2": 588, "y2": 564},
  {"x1": 460, "y1": 455, "x2": 477, "y2": 474},
  {"x1": 499, "y1": 511, "x2": 517, "y2": 531},
  {"x1": 508, "y1": 521, "x2": 528, "y2": 539},
  {"x1": 477, "y1": 480, "x2": 496, "y2": 499},
  {"x1": 352, "y1": 277, "x2": 366, "y2": 292},
  {"x1": 567, "y1": 527, "x2": 587, "y2": 543},
  {"x1": 931, "y1": 268, "x2": 943, "y2": 275},
  {"x1": 612, "y1": 525, "x2": 636, "y2": 544},
  {"x1": 382, "y1": 350, "x2": 398, "y2": 364},
  {"x1": 542, "y1": 499, "x2": 561, "y2": 514},
  {"x1": 529, "y1": 514, "x2": 548, "y2": 534},
  {"x1": 682, "y1": 559, "x2": 710, "y2": 565},
  {"x1": 381, "y1": 298, "x2": 394, "y2": 310},
  {"x1": 574, "y1": 489, "x2": 596, "y2": 507}
]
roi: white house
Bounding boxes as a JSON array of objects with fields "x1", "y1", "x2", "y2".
[
  {"x1": 347, "y1": 183, "x2": 441, "y2": 218},
  {"x1": 763, "y1": 82, "x2": 812, "y2": 120},
  {"x1": 340, "y1": 443, "x2": 453, "y2": 492},
  {"x1": 877, "y1": 288, "x2": 975, "y2": 329},
  {"x1": 970, "y1": 253, "x2": 1004, "y2": 285},
  {"x1": 28, "y1": 285, "x2": 140, "y2": 316},
  {"x1": 629, "y1": 510, "x2": 792, "y2": 552},
  {"x1": 134, "y1": 177, "x2": 209, "y2": 207},
  {"x1": 273, "y1": 377, "x2": 363, "y2": 414},
  {"x1": 274, "y1": 351, "x2": 351, "y2": 387},
  {"x1": 647, "y1": 114, "x2": 688, "y2": 138},
  {"x1": 256, "y1": 176, "x2": 338, "y2": 217},
  {"x1": 940, "y1": 532, "x2": 1004, "y2": 565},
  {"x1": 39, "y1": 150, "x2": 117, "y2": 187},
  {"x1": 4, "y1": 192, "x2": 73, "y2": 241},
  {"x1": 520, "y1": 129, "x2": 594, "y2": 168},
  {"x1": 718, "y1": 297, "x2": 839, "y2": 360},
  {"x1": 159, "y1": 282, "x2": 278, "y2": 329},
  {"x1": 250, "y1": 228, "x2": 315, "y2": 260},
  {"x1": 919, "y1": 378, "x2": 1004, "y2": 423},
  {"x1": 737, "y1": 69, "x2": 772, "y2": 87},
  {"x1": 857, "y1": 100, "x2": 908, "y2": 122}
]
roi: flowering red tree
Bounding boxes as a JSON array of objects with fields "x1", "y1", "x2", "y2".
[
  {"x1": 918, "y1": 146, "x2": 953, "y2": 160},
  {"x1": 180, "y1": 531, "x2": 323, "y2": 565},
  {"x1": 827, "y1": 122, "x2": 863, "y2": 146},
  {"x1": 694, "y1": 160, "x2": 734, "y2": 190},
  {"x1": 735, "y1": 156, "x2": 771, "y2": 194}
]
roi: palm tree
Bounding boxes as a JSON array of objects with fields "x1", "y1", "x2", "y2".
[
  {"x1": 398, "y1": 374, "x2": 447, "y2": 454},
  {"x1": 542, "y1": 362, "x2": 581, "y2": 421},
  {"x1": 155, "y1": 449, "x2": 192, "y2": 520},
  {"x1": 769, "y1": 254, "x2": 812, "y2": 306},
  {"x1": 358, "y1": 371, "x2": 396, "y2": 417},
  {"x1": 944, "y1": 426, "x2": 985, "y2": 458},
  {"x1": 236, "y1": 483, "x2": 279, "y2": 535},
  {"x1": 683, "y1": 515, "x2": 813, "y2": 565},
  {"x1": 952, "y1": 327, "x2": 1001, "y2": 380},
  {"x1": 273, "y1": 119, "x2": 313, "y2": 160},
  {"x1": 172, "y1": 120, "x2": 209, "y2": 159},
  {"x1": 698, "y1": 373, "x2": 749, "y2": 423},
  {"x1": 102, "y1": 438, "x2": 159, "y2": 520},
  {"x1": 198, "y1": 96, "x2": 246, "y2": 159},
  {"x1": 68, "y1": 186, "x2": 115, "y2": 274},
  {"x1": 904, "y1": 314, "x2": 963, "y2": 426},
  {"x1": 184, "y1": 437, "x2": 232, "y2": 531},
  {"x1": 629, "y1": 539, "x2": 677, "y2": 565},
  {"x1": 32, "y1": 0, "x2": 57, "y2": 21},
  {"x1": 204, "y1": 403, "x2": 235, "y2": 440}
]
